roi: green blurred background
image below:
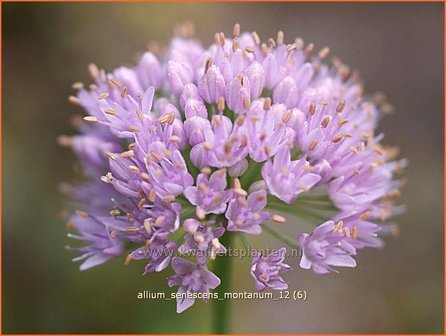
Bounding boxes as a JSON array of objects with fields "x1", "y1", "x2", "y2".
[{"x1": 2, "y1": 2, "x2": 444, "y2": 334}]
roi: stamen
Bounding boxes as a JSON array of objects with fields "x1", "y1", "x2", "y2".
[
  {"x1": 308, "y1": 140, "x2": 318, "y2": 151},
  {"x1": 83, "y1": 116, "x2": 98, "y2": 123},
  {"x1": 141, "y1": 172, "x2": 150, "y2": 182},
  {"x1": 196, "y1": 207, "x2": 206, "y2": 220},
  {"x1": 120, "y1": 150, "x2": 135, "y2": 158},
  {"x1": 124, "y1": 255, "x2": 132, "y2": 266},
  {"x1": 162, "y1": 195, "x2": 175, "y2": 202},
  {"x1": 201, "y1": 167, "x2": 212, "y2": 175},
  {"x1": 129, "y1": 165, "x2": 140, "y2": 173},
  {"x1": 272, "y1": 214, "x2": 286, "y2": 223},
  {"x1": 72, "y1": 82, "x2": 84, "y2": 90},
  {"x1": 243, "y1": 96, "x2": 251, "y2": 109},
  {"x1": 68, "y1": 96, "x2": 81, "y2": 105},
  {"x1": 232, "y1": 38, "x2": 239, "y2": 52},
  {"x1": 159, "y1": 113, "x2": 175, "y2": 125},
  {"x1": 233, "y1": 23, "x2": 240, "y2": 38},
  {"x1": 333, "y1": 220, "x2": 344, "y2": 233},
  {"x1": 88, "y1": 63, "x2": 99, "y2": 78},
  {"x1": 110, "y1": 209, "x2": 120, "y2": 217},
  {"x1": 304, "y1": 43, "x2": 314, "y2": 55},
  {"x1": 352, "y1": 226, "x2": 358, "y2": 239},
  {"x1": 268, "y1": 37, "x2": 276, "y2": 48},
  {"x1": 309, "y1": 102, "x2": 316, "y2": 115},
  {"x1": 277, "y1": 31, "x2": 284, "y2": 45},
  {"x1": 332, "y1": 134, "x2": 344, "y2": 143},
  {"x1": 236, "y1": 115, "x2": 245, "y2": 126},
  {"x1": 121, "y1": 86, "x2": 128, "y2": 98},
  {"x1": 155, "y1": 215, "x2": 165, "y2": 226},
  {"x1": 205, "y1": 58, "x2": 213, "y2": 73},
  {"x1": 104, "y1": 109, "x2": 118, "y2": 116},
  {"x1": 282, "y1": 110, "x2": 292, "y2": 123},
  {"x1": 263, "y1": 97, "x2": 271, "y2": 110},
  {"x1": 318, "y1": 46, "x2": 330, "y2": 60},
  {"x1": 75, "y1": 210, "x2": 88, "y2": 217},
  {"x1": 217, "y1": 96, "x2": 225, "y2": 112},
  {"x1": 109, "y1": 78, "x2": 122, "y2": 87},
  {"x1": 320, "y1": 116, "x2": 330, "y2": 128},
  {"x1": 252, "y1": 31, "x2": 261, "y2": 45},
  {"x1": 336, "y1": 100, "x2": 346, "y2": 113},
  {"x1": 98, "y1": 92, "x2": 109, "y2": 100}
]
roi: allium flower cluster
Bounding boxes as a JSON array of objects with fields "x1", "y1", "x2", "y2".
[{"x1": 62, "y1": 23, "x2": 405, "y2": 313}]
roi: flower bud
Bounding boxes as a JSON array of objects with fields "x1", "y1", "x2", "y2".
[
  {"x1": 244, "y1": 62, "x2": 265, "y2": 100},
  {"x1": 273, "y1": 76, "x2": 299, "y2": 108},
  {"x1": 225, "y1": 74, "x2": 250, "y2": 114},
  {"x1": 137, "y1": 52, "x2": 163, "y2": 89},
  {"x1": 167, "y1": 60, "x2": 193, "y2": 96},
  {"x1": 198, "y1": 65, "x2": 226, "y2": 104}
]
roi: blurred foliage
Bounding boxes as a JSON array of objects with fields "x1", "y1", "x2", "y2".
[{"x1": 2, "y1": 2, "x2": 444, "y2": 333}]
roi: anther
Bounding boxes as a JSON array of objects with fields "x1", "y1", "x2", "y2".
[
  {"x1": 233, "y1": 23, "x2": 240, "y2": 38},
  {"x1": 276, "y1": 31, "x2": 284, "y2": 45},
  {"x1": 338, "y1": 117, "x2": 348, "y2": 126},
  {"x1": 309, "y1": 102, "x2": 316, "y2": 115},
  {"x1": 88, "y1": 63, "x2": 99, "y2": 78},
  {"x1": 129, "y1": 125, "x2": 140, "y2": 133},
  {"x1": 272, "y1": 214, "x2": 286, "y2": 223},
  {"x1": 104, "y1": 109, "x2": 117, "y2": 116},
  {"x1": 196, "y1": 208, "x2": 206, "y2": 220},
  {"x1": 129, "y1": 165, "x2": 140, "y2": 173},
  {"x1": 343, "y1": 227, "x2": 351, "y2": 238},
  {"x1": 263, "y1": 97, "x2": 271, "y2": 110},
  {"x1": 232, "y1": 38, "x2": 239, "y2": 52},
  {"x1": 120, "y1": 86, "x2": 128, "y2": 98},
  {"x1": 124, "y1": 255, "x2": 132, "y2": 266},
  {"x1": 268, "y1": 37, "x2": 276, "y2": 48},
  {"x1": 83, "y1": 116, "x2": 98, "y2": 123},
  {"x1": 336, "y1": 100, "x2": 346, "y2": 113},
  {"x1": 243, "y1": 96, "x2": 251, "y2": 109},
  {"x1": 110, "y1": 209, "x2": 120, "y2": 217},
  {"x1": 98, "y1": 92, "x2": 109, "y2": 100},
  {"x1": 109, "y1": 78, "x2": 122, "y2": 87},
  {"x1": 252, "y1": 31, "x2": 261, "y2": 45},
  {"x1": 217, "y1": 96, "x2": 225, "y2": 112},
  {"x1": 205, "y1": 58, "x2": 213, "y2": 73},
  {"x1": 72, "y1": 82, "x2": 84, "y2": 90},
  {"x1": 119, "y1": 150, "x2": 134, "y2": 158},
  {"x1": 318, "y1": 46, "x2": 330, "y2": 60},
  {"x1": 308, "y1": 140, "x2": 318, "y2": 151},
  {"x1": 333, "y1": 220, "x2": 344, "y2": 233},
  {"x1": 304, "y1": 43, "x2": 314, "y2": 55},
  {"x1": 352, "y1": 226, "x2": 358, "y2": 239},
  {"x1": 159, "y1": 113, "x2": 175, "y2": 125},
  {"x1": 155, "y1": 216, "x2": 165, "y2": 226},
  {"x1": 282, "y1": 110, "x2": 292, "y2": 123},
  {"x1": 332, "y1": 134, "x2": 344, "y2": 143},
  {"x1": 68, "y1": 96, "x2": 81, "y2": 105},
  {"x1": 320, "y1": 116, "x2": 330, "y2": 128},
  {"x1": 75, "y1": 210, "x2": 88, "y2": 218}
]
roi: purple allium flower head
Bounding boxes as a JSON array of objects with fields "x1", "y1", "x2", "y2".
[
  {"x1": 62, "y1": 23, "x2": 406, "y2": 312},
  {"x1": 168, "y1": 257, "x2": 221, "y2": 313},
  {"x1": 251, "y1": 247, "x2": 291, "y2": 291}
]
